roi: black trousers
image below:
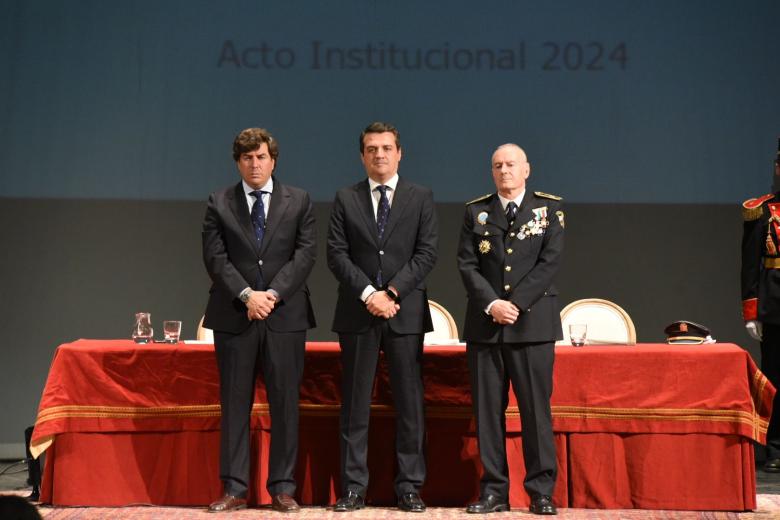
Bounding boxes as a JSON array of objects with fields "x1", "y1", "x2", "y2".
[
  {"x1": 338, "y1": 322, "x2": 426, "y2": 497},
  {"x1": 214, "y1": 321, "x2": 305, "y2": 498},
  {"x1": 467, "y1": 341, "x2": 557, "y2": 499},
  {"x1": 762, "y1": 323, "x2": 780, "y2": 459}
]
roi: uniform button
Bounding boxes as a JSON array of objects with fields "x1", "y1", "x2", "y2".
[
  {"x1": 509, "y1": 232, "x2": 516, "y2": 238},
  {"x1": 379, "y1": 250, "x2": 385, "y2": 255},
  {"x1": 484, "y1": 231, "x2": 489, "y2": 236},
  {"x1": 506, "y1": 248, "x2": 513, "y2": 254},
  {"x1": 258, "y1": 260, "x2": 263, "y2": 266},
  {"x1": 505, "y1": 266, "x2": 512, "y2": 272},
  {"x1": 504, "y1": 284, "x2": 511, "y2": 291}
]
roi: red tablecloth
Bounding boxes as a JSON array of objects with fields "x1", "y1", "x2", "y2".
[{"x1": 32, "y1": 340, "x2": 773, "y2": 510}]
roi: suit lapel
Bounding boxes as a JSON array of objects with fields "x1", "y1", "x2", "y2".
[
  {"x1": 259, "y1": 177, "x2": 290, "y2": 257},
  {"x1": 379, "y1": 177, "x2": 411, "y2": 247},
  {"x1": 353, "y1": 180, "x2": 380, "y2": 248},
  {"x1": 229, "y1": 182, "x2": 261, "y2": 256},
  {"x1": 488, "y1": 195, "x2": 508, "y2": 231}
]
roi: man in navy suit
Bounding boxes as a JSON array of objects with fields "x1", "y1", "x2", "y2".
[
  {"x1": 202, "y1": 128, "x2": 316, "y2": 513},
  {"x1": 458, "y1": 144, "x2": 564, "y2": 515},
  {"x1": 327, "y1": 122, "x2": 438, "y2": 512}
]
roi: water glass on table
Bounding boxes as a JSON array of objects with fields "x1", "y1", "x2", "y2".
[
  {"x1": 163, "y1": 320, "x2": 182, "y2": 344},
  {"x1": 569, "y1": 323, "x2": 587, "y2": 347}
]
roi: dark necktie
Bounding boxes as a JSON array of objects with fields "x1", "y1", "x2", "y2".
[
  {"x1": 376, "y1": 185, "x2": 391, "y2": 239},
  {"x1": 506, "y1": 201, "x2": 517, "y2": 225},
  {"x1": 375, "y1": 185, "x2": 391, "y2": 286},
  {"x1": 250, "y1": 190, "x2": 267, "y2": 288}
]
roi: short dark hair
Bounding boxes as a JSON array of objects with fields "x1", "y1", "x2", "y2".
[
  {"x1": 359, "y1": 122, "x2": 401, "y2": 153},
  {"x1": 232, "y1": 128, "x2": 279, "y2": 162}
]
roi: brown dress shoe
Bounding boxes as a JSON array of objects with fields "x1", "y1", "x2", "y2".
[
  {"x1": 272, "y1": 494, "x2": 301, "y2": 513},
  {"x1": 208, "y1": 494, "x2": 247, "y2": 513}
]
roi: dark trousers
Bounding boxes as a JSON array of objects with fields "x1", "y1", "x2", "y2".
[
  {"x1": 762, "y1": 323, "x2": 780, "y2": 459},
  {"x1": 214, "y1": 321, "x2": 305, "y2": 498},
  {"x1": 338, "y1": 323, "x2": 426, "y2": 497},
  {"x1": 467, "y1": 341, "x2": 557, "y2": 499}
]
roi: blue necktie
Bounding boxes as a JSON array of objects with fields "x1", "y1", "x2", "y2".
[
  {"x1": 375, "y1": 185, "x2": 391, "y2": 286},
  {"x1": 506, "y1": 201, "x2": 517, "y2": 225},
  {"x1": 250, "y1": 190, "x2": 267, "y2": 288}
]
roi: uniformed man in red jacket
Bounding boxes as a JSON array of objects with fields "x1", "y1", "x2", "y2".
[{"x1": 741, "y1": 137, "x2": 780, "y2": 472}]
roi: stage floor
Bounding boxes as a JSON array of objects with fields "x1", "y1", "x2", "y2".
[{"x1": 3, "y1": 461, "x2": 780, "y2": 519}]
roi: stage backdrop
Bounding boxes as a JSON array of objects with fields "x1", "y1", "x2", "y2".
[{"x1": 1, "y1": 0, "x2": 779, "y2": 456}]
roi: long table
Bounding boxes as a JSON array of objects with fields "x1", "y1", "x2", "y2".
[{"x1": 31, "y1": 340, "x2": 773, "y2": 510}]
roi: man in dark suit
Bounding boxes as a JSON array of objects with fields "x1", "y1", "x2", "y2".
[
  {"x1": 457, "y1": 144, "x2": 563, "y2": 515},
  {"x1": 202, "y1": 128, "x2": 316, "y2": 513},
  {"x1": 327, "y1": 122, "x2": 438, "y2": 513}
]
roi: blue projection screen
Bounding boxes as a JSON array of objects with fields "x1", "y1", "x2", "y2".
[{"x1": 1, "y1": 0, "x2": 779, "y2": 202}]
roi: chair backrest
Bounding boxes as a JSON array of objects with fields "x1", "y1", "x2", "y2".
[
  {"x1": 424, "y1": 300, "x2": 459, "y2": 344},
  {"x1": 558, "y1": 298, "x2": 636, "y2": 345},
  {"x1": 196, "y1": 316, "x2": 214, "y2": 342}
]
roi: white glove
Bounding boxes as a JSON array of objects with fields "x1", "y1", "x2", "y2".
[{"x1": 746, "y1": 321, "x2": 763, "y2": 341}]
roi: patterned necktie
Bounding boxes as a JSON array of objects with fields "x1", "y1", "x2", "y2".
[
  {"x1": 376, "y1": 185, "x2": 391, "y2": 239},
  {"x1": 506, "y1": 201, "x2": 517, "y2": 225},
  {"x1": 375, "y1": 185, "x2": 391, "y2": 286},
  {"x1": 250, "y1": 190, "x2": 267, "y2": 289}
]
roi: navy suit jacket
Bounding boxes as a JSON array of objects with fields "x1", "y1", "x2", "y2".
[
  {"x1": 327, "y1": 176, "x2": 438, "y2": 334},
  {"x1": 202, "y1": 178, "x2": 316, "y2": 334}
]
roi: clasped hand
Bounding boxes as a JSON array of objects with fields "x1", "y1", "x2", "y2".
[
  {"x1": 490, "y1": 299, "x2": 520, "y2": 325},
  {"x1": 246, "y1": 291, "x2": 276, "y2": 320},
  {"x1": 366, "y1": 291, "x2": 400, "y2": 319}
]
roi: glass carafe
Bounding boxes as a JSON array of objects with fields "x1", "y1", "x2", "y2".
[{"x1": 132, "y1": 312, "x2": 153, "y2": 343}]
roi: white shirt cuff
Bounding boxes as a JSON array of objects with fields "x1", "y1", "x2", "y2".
[
  {"x1": 360, "y1": 285, "x2": 377, "y2": 303},
  {"x1": 485, "y1": 299, "x2": 501, "y2": 315}
]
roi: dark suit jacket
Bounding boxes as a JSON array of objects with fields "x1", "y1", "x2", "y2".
[
  {"x1": 327, "y1": 177, "x2": 438, "y2": 334},
  {"x1": 202, "y1": 178, "x2": 316, "y2": 334},
  {"x1": 458, "y1": 190, "x2": 563, "y2": 343}
]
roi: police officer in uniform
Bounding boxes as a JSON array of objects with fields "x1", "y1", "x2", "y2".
[
  {"x1": 741, "y1": 137, "x2": 780, "y2": 472},
  {"x1": 458, "y1": 143, "x2": 563, "y2": 515}
]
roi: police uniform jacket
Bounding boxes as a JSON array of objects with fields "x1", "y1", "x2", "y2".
[
  {"x1": 741, "y1": 192, "x2": 780, "y2": 326},
  {"x1": 458, "y1": 190, "x2": 564, "y2": 343}
]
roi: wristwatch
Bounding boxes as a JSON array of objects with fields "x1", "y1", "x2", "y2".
[{"x1": 239, "y1": 287, "x2": 252, "y2": 303}]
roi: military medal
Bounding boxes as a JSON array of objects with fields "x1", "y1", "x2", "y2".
[
  {"x1": 556, "y1": 210, "x2": 565, "y2": 228},
  {"x1": 478, "y1": 239, "x2": 491, "y2": 254},
  {"x1": 476, "y1": 211, "x2": 488, "y2": 225}
]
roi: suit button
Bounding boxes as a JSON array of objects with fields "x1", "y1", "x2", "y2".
[
  {"x1": 379, "y1": 250, "x2": 385, "y2": 255},
  {"x1": 504, "y1": 284, "x2": 511, "y2": 291},
  {"x1": 506, "y1": 248, "x2": 513, "y2": 254},
  {"x1": 505, "y1": 266, "x2": 512, "y2": 272},
  {"x1": 258, "y1": 260, "x2": 263, "y2": 266}
]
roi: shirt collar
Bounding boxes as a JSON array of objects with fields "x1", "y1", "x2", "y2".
[
  {"x1": 498, "y1": 189, "x2": 525, "y2": 210},
  {"x1": 243, "y1": 177, "x2": 274, "y2": 196},
  {"x1": 367, "y1": 173, "x2": 399, "y2": 193}
]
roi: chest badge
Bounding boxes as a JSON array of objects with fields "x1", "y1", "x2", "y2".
[
  {"x1": 476, "y1": 211, "x2": 488, "y2": 226},
  {"x1": 478, "y1": 239, "x2": 491, "y2": 254}
]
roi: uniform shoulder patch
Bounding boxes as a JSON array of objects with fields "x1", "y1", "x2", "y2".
[
  {"x1": 534, "y1": 191, "x2": 562, "y2": 201},
  {"x1": 466, "y1": 193, "x2": 493, "y2": 205},
  {"x1": 742, "y1": 193, "x2": 773, "y2": 221}
]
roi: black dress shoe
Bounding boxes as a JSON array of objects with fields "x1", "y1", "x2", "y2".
[
  {"x1": 272, "y1": 493, "x2": 300, "y2": 513},
  {"x1": 334, "y1": 490, "x2": 365, "y2": 512},
  {"x1": 765, "y1": 458, "x2": 780, "y2": 473},
  {"x1": 529, "y1": 494, "x2": 557, "y2": 515},
  {"x1": 466, "y1": 494, "x2": 510, "y2": 513},
  {"x1": 208, "y1": 494, "x2": 247, "y2": 513},
  {"x1": 398, "y1": 492, "x2": 426, "y2": 512}
]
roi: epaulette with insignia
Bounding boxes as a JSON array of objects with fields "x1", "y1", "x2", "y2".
[
  {"x1": 534, "y1": 191, "x2": 562, "y2": 201},
  {"x1": 742, "y1": 193, "x2": 773, "y2": 221},
  {"x1": 466, "y1": 193, "x2": 492, "y2": 205}
]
